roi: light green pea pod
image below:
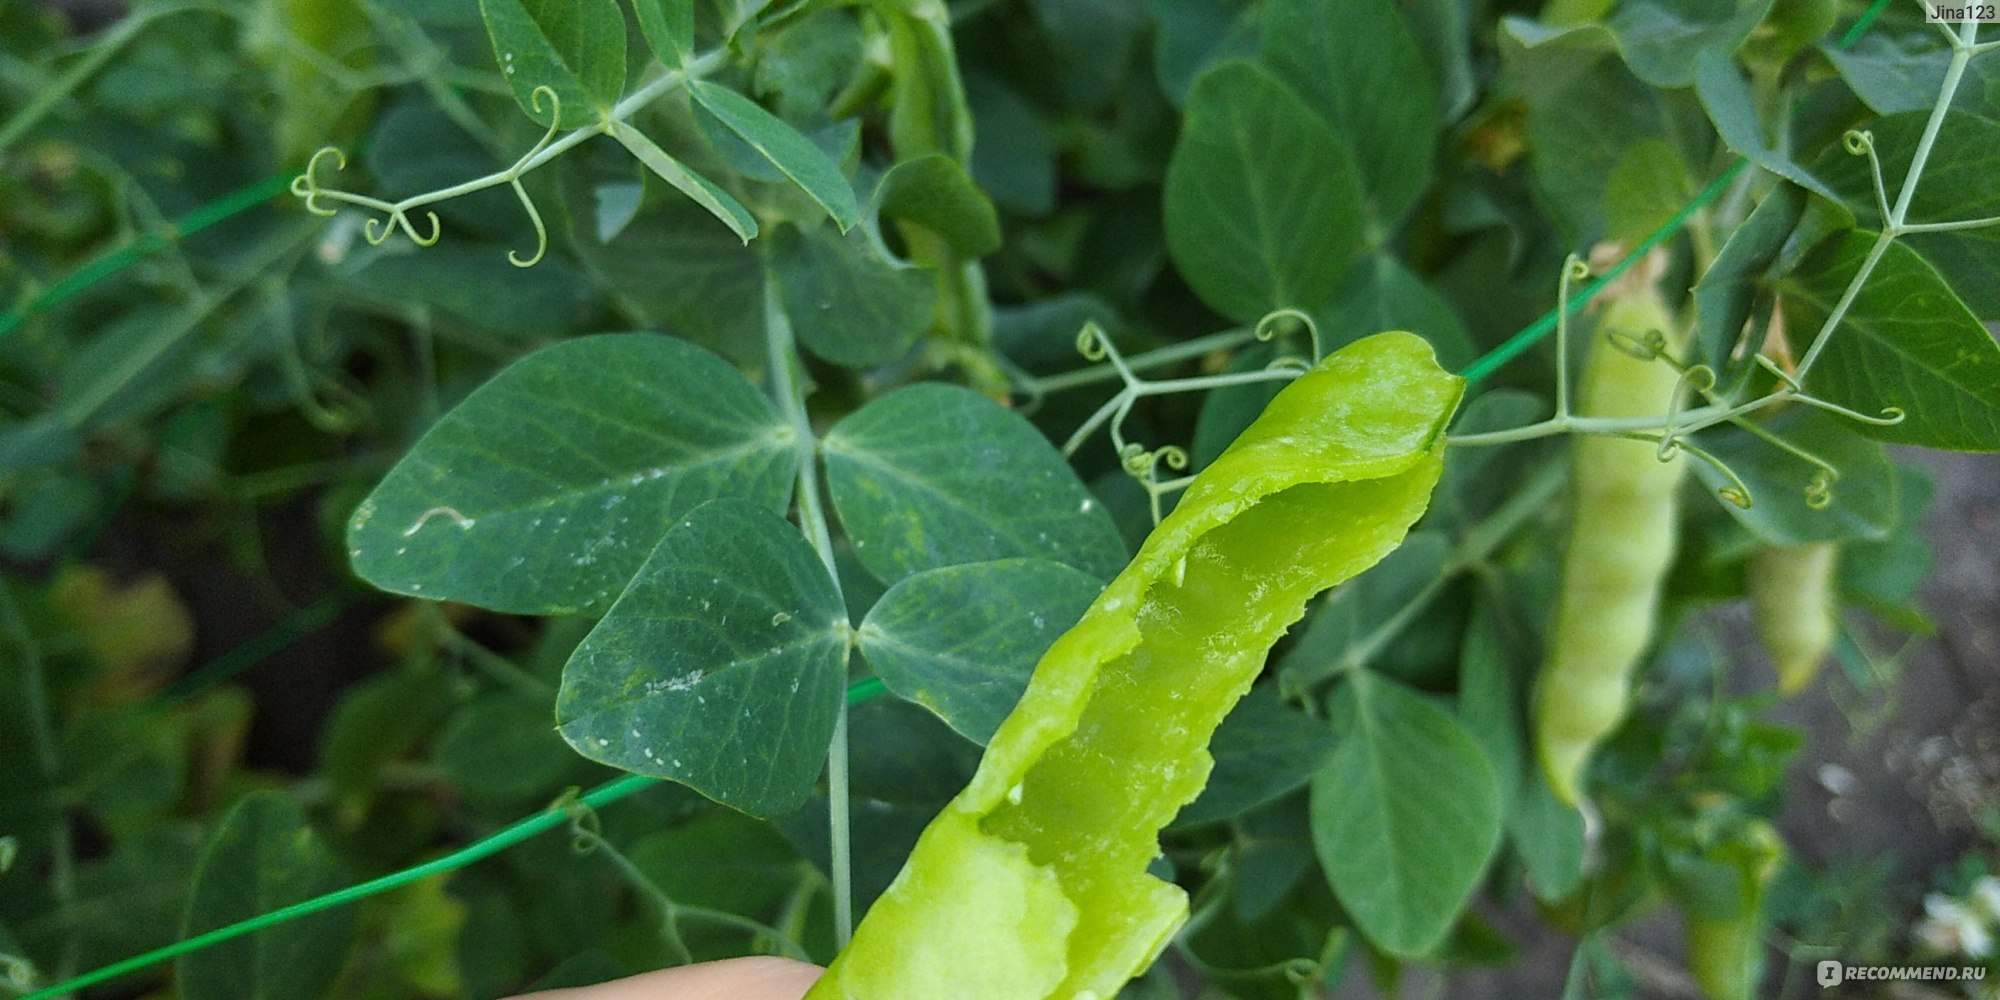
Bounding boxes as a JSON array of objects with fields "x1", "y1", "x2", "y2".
[
  {"x1": 805, "y1": 332, "x2": 1462, "y2": 999},
  {"x1": 1534, "y1": 280, "x2": 1687, "y2": 805},
  {"x1": 1684, "y1": 820, "x2": 1785, "y2": 1000},
  {"x1": 1747, "y1": 542, "x2": 1838, "y2": 695}
]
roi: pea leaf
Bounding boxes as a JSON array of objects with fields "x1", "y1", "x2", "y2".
[
  {"x1": 858, "y1": 558, "x2": 1102, "y2": 745},
  {"x1": 632, "y1": 0, "x2": 692, "y2": 67},
  {"x1": 434, "y1": 696, "x2": 595, "y2": 803},
  {"x1": 1692, "y1": 50, "x2": 1836, "y2": 201},
  {"x1": 1457, "y1": 602, "x2": 1526, "y2": 820},
  {"x1": 1509, "y1": 769, "x2": 1586, "y2": 903},
  {"x1": 1311, "y1": 670, "x2": 1501, "y2": 957},
  {"x1": 1812, "y1": 109, "x2": 2000, "y2": 319},
  {"x1": 1687, "y1": 409, "x2": 1899, "y2": 544},
  {"x1": 686, "y1": 79, "x2": 861, "y2": 231},
  {"x1": 1779, "y1": 231, "x2": 2000, "y2": 451},
  {"x1": 478, "y1": 0, "x2": 625, "y2": 127},
  {"x1": 822, "y1": 383, "x2": 1128, "y2": 582},
  {"x1": 1261, "y1": 0, "x2": 1438, "y2": 226},
  {"x1": 348, "y1": 335, "x2": 799, "y2": 616},
  {"x1": 769, "y1": 222, "x2": 936, "y2": 369},
  {"x1": 1691, "y1": 182, "x2": 1806, "y2": 372},
  {"x1": 1313, "y1": 254, "x2": 1476, "y2": 370},
  {"x1": 1164, "y1": 59, "x2": 1364, "y2": 322},
  {"x1": 876, "y1": 154, "x2": 1003, "y2": 258},
  {"x1": 1600, "y1": 0, "x2": 1773, "y2": 88},
  {"x1": 611, "y1": 121, "x2": 760, "y2": 243},
  {"x1": 1150, "y1": 0, "x2": 1257, "y2": 107},
  {"x1": 176, "y1": 793, "x2": 354, "y2": 1000},
  {"x1": 556, "y1": 498, "x2": 848, "y2": 817},
  {"x1": 1821, "y1": 29, "x2": 2000, "y2": 118},
  {"x1": 1175, "y1": 684, "x2": 1338, "y2": 828},
  {"x1": 1279, "y1": 531, "x2": 1453, "y2": 689}
]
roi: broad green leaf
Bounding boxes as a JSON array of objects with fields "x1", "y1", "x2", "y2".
[
  {"x1": 1839, "y1": 462, "x2": 1933, "y2": 606},
  {"x1": 610, "y1": 121, "x2": 759, "y2": 243},
  {"x1": 965, "y1": 76, "x2": 1056, "y2": 216},
  {"x1": 1600, "y1": 0, "x2": 1774, "y2": 89},
  {"x1": 177, "y1": 793, "x2": 354, "y2": 1000},
  {"x1": 556, "y1": 498, "x2": 848, "y2": 817},
  {"x1": 319, "y1": 668, "x2": 458, "y2": 796},
  {"x1": 1692, "y1": 50, "x2": 1836, "y2": 200},
  {"x1": 1457, "y1": 602, "x2": 1525, "y2": 820},
  {"x1": 563, "y1": 176, "x2": 767, "y2": 366},
  {"x1": 348, "y1": 335, "x2": 798, "y2": 615},
  {"x1": 344, "y1": 244, "x2": 596, "y2": 339},
  {"x1": 1821, "y1": 28, "x2": 2000, "y2": 118},
  {"x1": 1031, "y1": 0, "x2": 1147, "y2": 110},
  {"x1": 1500, "y1": 19, "x2": 1678, "y2": 241},
  {"x1": 478, "y1": 0, "x2": 625, "y2": 127},
  {"x1": 686, "y1": 79, "x2": 861, "y2": 231},
  {"x1": 1313, "y1": 255, "x2": 1476, "y2": 370},
  {"x1": 877, "y1": 154, "x2": 1003, "y2": 258},
  {"x1": 1163, "y1": 60, "x2": 1364, "y2": 322},
  {"x1": 1601, "y1": 137, "x2": 1695, "y2": 245},
  {"x1": 1175, "y1": 684, "x2": 1338, "y2": 827},
  {"x1": 822, "y1": 383, "x2": 1128, "y2": 582},
  {"x1": 1404, "y1": 0, "x2": 1477, "y2": 120},
  {"x1": 1311, "y1": 670, "x2": 1501, "y2": 957},
  {"x1": 1279, "y1": 531, "x2": 1452, "y2": 689},
  {"x1": 1779, "y1": 231, "x2": 2000, "y2": 451},
  {"x1": 433, "y1": 696, "x2": 593, "y2": 802},
  {"x1": 628, "y1": 813, "x2": 805, "y2": 918},
  {"x1": 1509, "y1": 770, "x2": 1585, "y2": 903},
  {"x1": 1261, "y1": 0, "x2": 1438, "y2": 225},
  {"x1": 769, "y1": 222, "x2": 936, "y2": 368},
  {"x1": 858, "y1": 558, "x2": 1102, "y2": 744},
  {"x1": 1692, "y1": 183, "x2": 1806, "y2": 372},
  {"x1": 1687, "y1": 408, "x2": 1899, "y2": 544},
  {"x1": 1812, "y1": 109, "x2": 2000, "y2": 319},
  {"x1": 632, "y1": 0, "x2": 692, "y2": 66},
  {"x1": 1150, "y1": 0, "x2": 1258, "y2": 107}
]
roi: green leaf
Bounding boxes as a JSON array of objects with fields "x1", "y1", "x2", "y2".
[
  {"x1": 1692, "y1": 50, "x2": 1835, "y2": 201},
  {"x1": 1176, "y1": 684, "x2": 1338, "y2": 827},
  {"x1": 1280, "y1": 531, "x2": 1452, "y2": 689},
  {"x1": 822, "y1": 383, "x2": 1128, "y2": 582},
  {"x1": 1820, "y1": 29, "x2": 2000, "y2": 117},
  {"x1": 177, "y1": 793, "x2": 354, "y2": 1000},
  {"x1": 1311, "y1": 670, "x2": 1501, "y2": 957},
  {"x1": 478, "y1": 0, "x2": 625, "y2": 127},
  {"x1": 632, "y1": 0, "x2": 692, "y2": 67},
  {"x1": 1509, "y1": 770, "x2": 1586, "y2": 903},
  {"x1": 686, "y1": 79, "x2": 861, "y2": 231},
  {"x1": 1164, "y1": 60, "x2": 1365, "y2": 322},
  {"x1": 1779, "y1": 231, "x2": 2000, "y2": 451},
  {"x1": 1150, "y1": 0, "x2": 1258, "y2": 107},
  {"x1": 858, "y1": 558, "x2": 1103, "y2": 744},
  {"x1": 1600, "y1": 0, "x2": 1773, "y2": 89},
  {"x1": 348, "y1": 335, "x2": 798, "y2": 616},
  {"x1": 877, "y1": 154, "x2": 1003, "y2": 258},
  {"x1": 1601, "y1": 137, "x2": 1696, "y2": 245},
  {"x1": 769, "y1": 222, "x2": 936, "y2": 368},
  {"x1": 966, "y1": 76, "x2": 1056, "y2": 216},
  {"x1": 555, "y1": 498, "x2": 848, "y2": 817},
  {"x1": 1261, "y1": 0, "x2": 1438, "y2": 225},
  {"x1": 343, "y1": 244, "x2": 596, "y2": 339},
  {"x1": 433, "y1": 696, "x2": 592, "y2": 803},
  {"x1": 628, "y1": 813, "x2": 805, "y2": 918},
  {"x1": 1812, "y1": 109, "x2": 2000, "y2": 319},
  {"x1": 1313, "y1": 255, "x2": 1476, "y2": 370},
  {"x1": 1688, "y1": 408, "x2": 1899, "y2": 544},
  {"x1": 1457, "y1": 602, "x2": 1525, "y2": 820},
  {"x1": 610, "y1": 121, "x2": 759, "y2": 243},
  {"x1": 1839, "y1": 462, "x2": 1933, "y2": 606},
  {"x1": 1692, "y1": 183, "x2": 1806, "y2": 372}
]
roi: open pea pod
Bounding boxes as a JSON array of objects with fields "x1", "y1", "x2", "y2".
[{"x1": 808, "y1": 331, "x2": 1463, "y2": 999}]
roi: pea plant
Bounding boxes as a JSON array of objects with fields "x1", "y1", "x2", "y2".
[{"x1": 3, "y1": 0, "x2": 1998, "y2": 998}]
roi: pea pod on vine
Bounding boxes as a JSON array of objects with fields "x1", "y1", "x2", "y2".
[
  {"x1": 1748, "y1": 542, "x2": 1838, "y2": 695},
  {"x1": 805, "y1": 331, "x2": 1462, "y2": 999},
  {"x1": 1533, "y1": 264, "x2": 1688, "y2": 806}
]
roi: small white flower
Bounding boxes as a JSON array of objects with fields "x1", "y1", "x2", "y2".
[
  {"x1": 1919, "y1": 895, "x2": 1994, "y2": 959},
  {"x1": 1967, "y1": 875, "x2": 2000, "y2": 923}
]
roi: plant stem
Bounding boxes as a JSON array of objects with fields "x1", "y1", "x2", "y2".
[{"x1": 763, "y1": 282, "x2": 855, "y2": 949}]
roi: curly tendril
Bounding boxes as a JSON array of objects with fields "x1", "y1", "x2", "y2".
[{"x1": 1254, "y1": 307, "x2": 1322, "y2": 364}]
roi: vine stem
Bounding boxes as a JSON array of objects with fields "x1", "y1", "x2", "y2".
[
  {"x1": 763, "y1": 282, "x2": 854, "y2": 949},
  {"x1": 295, "y1": 46, "x2": 729, "y2": 232},
  {"x1": 1454, "y1": 18, "x2": 1986, "y2": 452}
]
